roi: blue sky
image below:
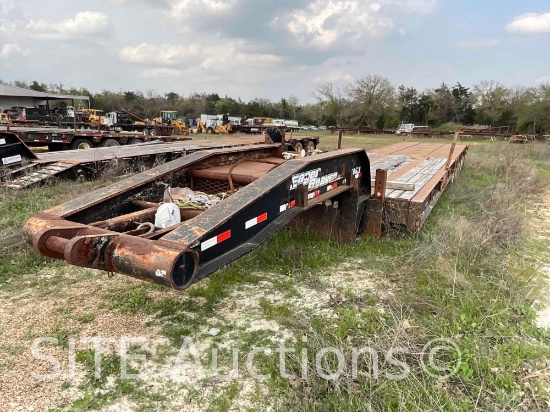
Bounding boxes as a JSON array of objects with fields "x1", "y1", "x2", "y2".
[{"x1": 0, "y1": 0, "x2": 548, "y2": 103}]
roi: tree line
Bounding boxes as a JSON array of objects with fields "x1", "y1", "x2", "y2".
[{"x1": 3, "y1": 76, "x2": 550, "y2": 133}]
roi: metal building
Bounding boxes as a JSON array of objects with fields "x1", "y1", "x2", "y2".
[{"x1": 0, "y1": 82, "x2": 90, "y2": 112}]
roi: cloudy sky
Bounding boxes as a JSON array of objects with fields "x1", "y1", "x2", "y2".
[{"x1": 0, "y1": 0, "x2": 549, "y2": 102}]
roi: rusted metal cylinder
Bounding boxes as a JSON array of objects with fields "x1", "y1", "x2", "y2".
[
  {"x1": 63, "y1": 234, "x2": 198, "y2": 290},
  {"x1": 24, "y1": 214, "x2": 199, "y2": 290}
]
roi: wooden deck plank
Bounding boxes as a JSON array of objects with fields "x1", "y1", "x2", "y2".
[
  {"x1": 367, "y1": 142, "x2": 468, "y2": 208},
  {"x1": 393, "y1": 142, "x2": 448, "y2": 157},
  {"x1": 398, "y1": 158, "x2": 448, "y2": 200},
  {"x1": 410, "y1": 147, "x2": 468, "y2": 203},
  {"x1": 368, "y1": 141, "x2": 423, "y2": 155}
]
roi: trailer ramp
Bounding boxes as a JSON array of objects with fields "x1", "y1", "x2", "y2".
[{"x1": 2, "y1": 135, "x2": 268, "y2": 188}]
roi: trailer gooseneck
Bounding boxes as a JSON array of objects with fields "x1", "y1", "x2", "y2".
[{"x1": 23, "y1": 144, "x2": 371, "y2": 290}]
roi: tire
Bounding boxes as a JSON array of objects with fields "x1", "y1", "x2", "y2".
[
  {"x1": 71, "y1": 138, "x2": 93, "y2": 150},
  {"x1": 100, "y1": 138, "x2": 120, "y2": 148},
  {"x1": 127, "y1": 138, "x2": 143, "y2": 145},
  {"x1": 150, "y1": 128, "x2": 157, "y2": 136},
  {"x1": 305, "y1": 140, "x2": 315, "y2": 154},
  {"x1": 293, "y1": 142, "x2": 305, "y2": 157},
  {"x1": 79, "y1": 124, "x2": 86, "y2": 130},
  {"x1": 207, "y1": 127, "x2": 214, "y2": 134}
]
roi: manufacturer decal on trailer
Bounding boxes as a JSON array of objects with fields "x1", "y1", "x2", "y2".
[
  {"x1": 2, "y1": 155, "x2": 22, "y2": 165},
  {"x1": 290, "y1": 168, "x2": 340, "y2": 191}
]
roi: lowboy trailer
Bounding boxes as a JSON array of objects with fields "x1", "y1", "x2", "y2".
[{"x1": 23, "y1": 144, "x2": 371, "y2": 290}]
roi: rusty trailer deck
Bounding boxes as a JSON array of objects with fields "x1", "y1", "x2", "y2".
[
  {"x1": 3, "y1": 135, "x2": 269, "y2": 189},
  {"x1": 365, "y1": 141, "x2": 468, "y2": 233}
]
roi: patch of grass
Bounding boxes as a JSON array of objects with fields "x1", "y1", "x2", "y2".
[
  {"x1": 70, "y1": 347, "x2": 149, "y2": 410},
  {"x1": 259, "y1": 297, "x2": 294, "y2": 323},
  {"x1": 206, "y1": 380, "x2": 241, "y2": 412},
  {"x1": 76, "y1": 313, "x2": 96, "y2": 324}
]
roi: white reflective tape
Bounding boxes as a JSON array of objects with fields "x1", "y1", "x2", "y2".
[
  {"x1": 279, "y1": 204, "x2": 288, "y2": 213},
  {"x1": 245, "y1": 213, "x2": 267, "y2": 229},
  {"x1": 200, "y1": 237, "x2": 217, "y2": 251},
  {"x1": 0, "y1": 138, "x2": 6, "y2": 145},
  {"x1": 245, "y1": 217, "x2": 258, "y2": 229}
]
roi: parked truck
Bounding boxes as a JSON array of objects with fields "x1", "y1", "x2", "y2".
[{"x1": 103, "y1": 110, "x2": 173, "y2": 136}]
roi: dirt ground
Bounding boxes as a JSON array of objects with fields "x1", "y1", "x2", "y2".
[
  {"x1": 0, "y1": 258, "x2": 394, "y2": 411},
  {"x1": 533, "y1": 191, "x2": 550, "y2": 328}
]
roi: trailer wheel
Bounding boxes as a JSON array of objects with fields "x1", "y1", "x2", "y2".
[
  {"x1": 127, "y1": 138, "x2": 142, "y2": 145},
  {"x1": 207, "y1": 127, "x2": 214, "y2": 134},
  {"x1": 100, "y1": 139, "x2": 120, "y2": 147},
  {"x1": 71, "y1": 138, "x2": 93, "y2": 150},
  {"x1": 79, "y1": 124, "x2": 86, "y2": 130},
  {"x1": 293, "y1": 142, "x2": 305, "y2": 157},
  {"x1": 150, "y1": 128, "x2": 157, "y2": 136}
]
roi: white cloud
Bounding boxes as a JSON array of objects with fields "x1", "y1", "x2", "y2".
[
  {"x1": 281, "y1": 0, "x2": 437, "y2": 48},
  {"x1": 0, "y1": 0, "x2": 15, "y2": 15},
  {"x1": 284, "y1": 1, "x2": 392, "y2": 47},
  {"x1": 456, "y1": 38, "x2": 500, "y2": 50},
  {"x1": 506, "y1": 13, "x2": 550, "y2": 34},
  {"x1": 312, "y1": 70, "x2": 354, "y2": 83},
  {"x1": 0, "y1": 42, "x2": 28, "y2": 58},
  {"x1": 169, "y1": 0, "x2": 239, "y2": 20},
  {"x1": 142, "y1": 68, "x2": 182, "y2": 78},
  {"x1": 197, "y1": 42, "x2": 285, "y2": 72},
  {"x1": 537, "y1": 76, "x2": 550, "y2": 85},
  {"x1": 119, "y1": 43, "x2": 200, "y2": 65},
  {"x1": 25, "y1": 11, "x2": 113, "y2": 40}
]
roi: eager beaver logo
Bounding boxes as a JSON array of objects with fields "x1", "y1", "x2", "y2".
[{"x1": 290, "y1": 168, "x2": 339, "y2": 191}]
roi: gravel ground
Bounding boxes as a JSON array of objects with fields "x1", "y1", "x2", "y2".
[
  {"x1": 0, "y1": 271, "x2": 160, "y2": 411},
  {"x1": 0, "y1": 259, "x2": 392, "y2": 411}
]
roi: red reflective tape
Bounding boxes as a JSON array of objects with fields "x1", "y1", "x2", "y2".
[
  {"x1": 217, "y1": 230, "x2": 231, "y2": 243},
  {"x1": 332, "y1": 182, "x2": 338, "y2": 189},
  {"x1": 257, "y1": 212, "x2": 267, "y2": 223},
  {"x1": 289, "y1": 200, "x2": 296, "y2": 208},
  {"x1": 314, "y1": 190, "x2": 320, "y2": 197}
]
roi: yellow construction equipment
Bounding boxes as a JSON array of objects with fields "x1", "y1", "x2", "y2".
[
  {"x1": 195, "y1": 118, "x2": 232, "y2": 134},
  {"x1": 78, "y1": 109, "x2": 105, "y2": 127},
  {"x1": 154, "y1": 111, "x2": 190, "y2": 135}
]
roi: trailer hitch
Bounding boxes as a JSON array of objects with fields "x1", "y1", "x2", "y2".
[{"x1": 26, "y1": 214, "x2": 199, "y2": 289}]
